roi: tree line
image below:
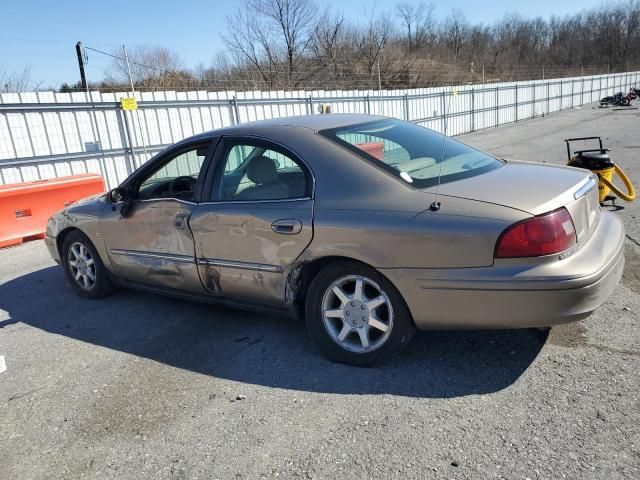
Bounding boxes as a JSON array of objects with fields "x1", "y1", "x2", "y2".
[{"x1": 60, "y1": 0, "x2": 640, "y2": 92}]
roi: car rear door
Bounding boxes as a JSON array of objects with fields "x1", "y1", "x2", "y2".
[{"x1": 189, "y1": 136, "x2": 314, "y2": 305}]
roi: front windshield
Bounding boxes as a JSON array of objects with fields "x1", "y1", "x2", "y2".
[{"x1": 320, "y1": 119, "x2": 503, "y2": 188}]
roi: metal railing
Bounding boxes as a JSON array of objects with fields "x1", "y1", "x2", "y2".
[{"x1": 0, "y1": 71, "x2": 638, "y2": 189}]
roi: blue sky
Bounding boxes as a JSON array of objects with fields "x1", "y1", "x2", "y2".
[{"x1": 1, "y1": 0, "x2": 604, "y2": 89}]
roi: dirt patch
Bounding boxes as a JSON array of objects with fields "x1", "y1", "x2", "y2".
[
  {"x1": 623, "y1": 242, "x2": 640, "y2": 294},
  {"x1": 546, "y1": 322, "x2": 588, "y2": 348}
]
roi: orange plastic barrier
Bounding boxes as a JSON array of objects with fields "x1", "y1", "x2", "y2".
[
  {"x1": 0, "y1": 173, "x2": 105, "y2": 248},
  {"x1": 356, "y1": 141, "x2": 384, "y2": 160}
]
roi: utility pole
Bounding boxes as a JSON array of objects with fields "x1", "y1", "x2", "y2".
[
  {"x1": 75, "y1": 42, "x2": 87, "y2": 89},
  {"x1": 122, "y1": 44, "x2": 148, "y2": 161}
]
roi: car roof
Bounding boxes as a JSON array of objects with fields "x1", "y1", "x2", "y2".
[{"x1": 188, "y1": 114, "x2": 387, "y2": 142}]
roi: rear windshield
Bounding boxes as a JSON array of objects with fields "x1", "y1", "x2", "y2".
[{"x1": 319, "y1": 119, "x2": 503, "y2": 188}]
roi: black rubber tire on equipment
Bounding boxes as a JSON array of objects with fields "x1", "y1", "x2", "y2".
[
  {"x1": 305, "y1": 261, "x2": 416, "y2": 366},
  {"x1": 61, "y1": 230, "x2": 116, "y2": 299}
]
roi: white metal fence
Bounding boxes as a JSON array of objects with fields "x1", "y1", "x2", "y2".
[{"x1": 1, "y1": 71, "x2": 638, "y2": 190}]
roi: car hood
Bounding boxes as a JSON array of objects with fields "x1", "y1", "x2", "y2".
[
  {"x1": 423, "y1": 160, "x2": 593, "y2": 216},
  {"x1": 71, "y1": 192, "x2": 107, "y2": 207}
]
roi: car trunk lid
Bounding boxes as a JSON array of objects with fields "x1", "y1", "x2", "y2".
[{"x1": 424, "y1": 160, "x2": 601, "y2": 244}]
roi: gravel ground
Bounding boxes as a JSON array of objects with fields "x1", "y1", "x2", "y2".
[{"x1": 1, "y1": 104, "x2": 639, "y2": 480}]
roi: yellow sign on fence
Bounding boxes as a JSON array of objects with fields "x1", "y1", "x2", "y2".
[{"x1": 120, "y1": 97, "x2": 138, "y2": 111}]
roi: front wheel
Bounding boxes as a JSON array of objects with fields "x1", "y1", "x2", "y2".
[
  {"x1": 61, "y1": 230, "x2": 116, "y2": 298},
  {"x1": 305, "y1": 261, "x2": 416, "y2": 366}
]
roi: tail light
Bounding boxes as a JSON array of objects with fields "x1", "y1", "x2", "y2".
[{"x1": 495, "y1": 208, "x2": 576, "y2": 258}]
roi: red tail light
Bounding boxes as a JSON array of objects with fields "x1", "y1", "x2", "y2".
[{"x1": 495, "y1": 208, "x2": 576, "y2": 258}]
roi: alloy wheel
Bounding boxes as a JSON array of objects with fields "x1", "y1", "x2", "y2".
[
  {"x1": 321, "y1": 275, "x2": 394, "y2": 353},
  {"x1": 68, "y1": 242, "x2": 96, "y2": 290}
]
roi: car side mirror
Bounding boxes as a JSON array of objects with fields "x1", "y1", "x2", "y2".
[
  {"x1": 108, "y1": 187, "x2": 129, "y2": 204},
  {"x1": 108, "y1": 188, "x2": 133, "y2": 217}
]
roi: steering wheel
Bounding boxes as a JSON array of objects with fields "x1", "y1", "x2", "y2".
[{"x1": 168, "y1": 176, "x2": 197, "y2": 196}]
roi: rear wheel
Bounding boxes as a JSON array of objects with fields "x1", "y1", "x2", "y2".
[
  {"x1": 61, "y1": 231, "x2": 116, "y2": 298},
  {"x1": 305, "y1": 261, "x2": 416, "y2": 366}
]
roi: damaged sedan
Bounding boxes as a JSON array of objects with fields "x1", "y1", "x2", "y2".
[{"x1": 46, "y1": 114, "x2": 625, "y2": 365}]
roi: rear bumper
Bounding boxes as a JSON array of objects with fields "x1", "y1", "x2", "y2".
[{"x1": 383, "y1": 211, "x2": 625, "y2": 329}]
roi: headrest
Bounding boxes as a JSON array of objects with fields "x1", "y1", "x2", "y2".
[{"x1": 247, "y1": 156, "x2": 278, "y2": 184}]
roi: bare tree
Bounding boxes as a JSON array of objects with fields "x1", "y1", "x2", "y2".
[
  {"x1": 222, "y1": 4, "x2": 280, "y2": 88},
  {"x1": 105, "y1": 46, "x2": 188, "y2": 90},
  {"x1": 442, "y1": 9, "x2": 469, "y2": 63},
  {"x1": 224, "y1": 0, "x2": 318, "y2": 88},
  {"x1": 312, "y1": 9, "x2": 346, "y2": 72},
  {"x1": 354, "y1": 13, "x2": 392, "y2": 84},
  {"x1": 61, "y1": 0, "x2": 640, "y2": 92},
  {"x1": 395, "y1": 2, "x2": 435, "y2": 52},
  {"x1": 1, "y1": 66, "x2": 37, "y2": 93}
]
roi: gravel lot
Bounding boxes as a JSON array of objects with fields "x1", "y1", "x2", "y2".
[{"x1": 1, "y1": 105, "x2": 639, "y2": 480}]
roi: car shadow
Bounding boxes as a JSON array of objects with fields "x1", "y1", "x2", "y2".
[{"x1": 0, "y1": 266, "x2": 547, "y2": 398}]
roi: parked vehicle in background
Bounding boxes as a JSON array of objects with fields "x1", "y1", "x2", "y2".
[
  {"x1": 45, "y1": 115, "x2": 625, "y2": 366},
  {"x1": 600, "y1": 89, "x2": 637, "y2": 106}
]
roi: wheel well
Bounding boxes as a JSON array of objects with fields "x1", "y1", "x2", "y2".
[
  {"x1": 56, "y1": 227, "x2": 81, "y2": 257},
  {"x1": 293, "y1": 256, "x2": 391, "y2": 308}
]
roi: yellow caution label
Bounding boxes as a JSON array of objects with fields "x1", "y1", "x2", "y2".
[{"x1": 120, "y1": 97, "x2": 138, "y2": 110}]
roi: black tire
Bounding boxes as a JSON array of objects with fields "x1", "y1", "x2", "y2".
[
  {"x1": 305, "y1": 261, "x2": 416, "y2": 366},
  {"x1": 61, "y1": 230, "x2": 116, "y2": 299}
]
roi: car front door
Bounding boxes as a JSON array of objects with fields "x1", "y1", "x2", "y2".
[
  {"x1": 189, "y1": 137, "x2": 314, "y2": 305},
  {"x1": 100, "y1": 141, "x2": 214, "y2": 292}
]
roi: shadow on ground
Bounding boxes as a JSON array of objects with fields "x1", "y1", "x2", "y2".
[{"x1": 0, "y1": 266, "x2": 547, "y2": 398}]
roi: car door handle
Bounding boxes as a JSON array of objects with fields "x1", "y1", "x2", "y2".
[
  {"x1": 173, "y1": 214, "x2": 188, "y2": 230},
  {"x1": 271, "y1": 219, "x2": 302, "y2": 235}
]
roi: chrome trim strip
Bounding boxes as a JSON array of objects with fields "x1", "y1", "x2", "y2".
[
  {"x1": 110, "y1": 249, "x2": 196, "y2": 264},
  {"x1": 129, "y1": 196, "x2": 312, "y2": 206},
  {"x1": 199, "y1": 197, "x2": 312, "y2": 206},
  {"x1": 196, "y1": 257, "x2": 284, "y2": 273},
  {"x1": 574, "y1": 175, "x2": 597, "y2": 200},
  {"x1": 135, "y1": 198, "x2": 197, "y2": 205}
]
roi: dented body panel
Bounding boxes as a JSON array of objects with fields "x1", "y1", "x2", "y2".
[{"x1": 189, "y1": 199, "x2": 314, "y2": 304}]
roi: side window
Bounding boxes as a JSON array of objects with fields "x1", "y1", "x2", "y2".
[
  {"x1": 137, "y1": 144, "x2": 209, "y2": 201},
  {"x1": 213, "y1": 142, "x2": 310, "y2": 201}
]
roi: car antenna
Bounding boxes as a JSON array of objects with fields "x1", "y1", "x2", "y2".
[{"x1": 430, "y1": 73, "x2": 457, "y2": 212}]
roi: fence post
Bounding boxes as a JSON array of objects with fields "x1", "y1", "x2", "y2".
[
  {"x1": 365, "y1": 94, "x2": 370, "y2": 115},
  {"x1": 546, "y1": 81, "x2": 550, "y2": 115},
  {"x1": 228, "y1": 98, "x2": 237, "y2": 125},
  {"x1": 532, "y1": 82, "x2": 536, "y2": 118},
  {"x1": 495, "y1": 86, "x2": 499, "y2": 127},
  {"x1": 440, "y1": 91, "x2": 446, "y2": 133},
  {"x1": 403, "y1": 93, "x2": 409, "y2": 121},
  {"x1": 233, "y1": 96, "x2": 241, "y2": 125},
  {"x1": 515, "y1": 84, "x2": 518, "y2": 123},
  {"x1": 306, "y1": 95, "x2": 313, "y2": 115},
  {"x1": 570, "y1": 80, "x2": 574, "y2": 109},
  {"x1": 560, "y1": 80, "x2": 563, "y2": 111},
  {"x1": 120, "y1": 108, "x2": 137, "y2": 172},
  {"x1": 581, "y1": 77, "x2": 584, "y2": 105},
  {"x1": 470, "y1": 88, "x2": 475, "y2": 132}
]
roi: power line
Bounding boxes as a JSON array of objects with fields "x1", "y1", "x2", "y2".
[{"x1": 84, "y1": 45, "x2": 181, "y2": 76}]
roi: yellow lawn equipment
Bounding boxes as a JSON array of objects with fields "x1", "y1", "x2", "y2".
[{"x1": 565, "y1": 137, "x2": 636, "y2": 204}]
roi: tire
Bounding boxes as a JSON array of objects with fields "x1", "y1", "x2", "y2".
[
  {"x1": 305, "y1": 261, "x2": 416, "y2": 366},
  {"x1": 61, "y1": 230, "x2": 116, "y2": 299}
]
